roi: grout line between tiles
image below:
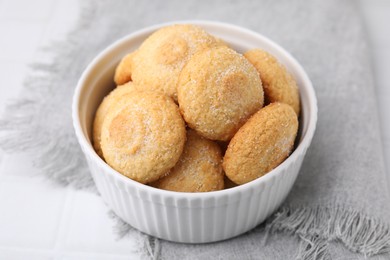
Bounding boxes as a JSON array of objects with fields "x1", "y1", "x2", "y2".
[
  {"x1": 52, "y1": 187, "x2": 74, "y2": 258},
  {"x1": 0, "y1": 245, "x2": 134, "y2": 259}
]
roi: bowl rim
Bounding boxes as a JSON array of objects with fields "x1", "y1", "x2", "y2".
[{"x1": 72, "y1": 20, "x2": 318, "y2": 201}]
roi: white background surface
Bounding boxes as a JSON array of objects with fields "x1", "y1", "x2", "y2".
[{"x1": 0, "y1": 0, "x2": 389, "y2": 259}]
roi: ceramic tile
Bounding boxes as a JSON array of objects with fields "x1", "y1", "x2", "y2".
[
  {"x1": 0, "y1": 153, "x2": 4, "y2": 166},
  {"x1": 58, "y1": 253, "x2": 140, "y2": 260},
  {"x1": 61, "y1": 190, "x2": 140, "y2": 257},
  {"x1": 0, "y1": 179, "x2": 67, "y2": 248},
  {"x1": 37, "y1": 0, "x2": 79, "y2": 46},
  {"x1": 0, "y1": 154, "x2": 44, "y2": 180},
  {"x1": 0, "y1": 248, "x2": 52, "y2": 260},
  {"x1": 0, "y1": 0, "x2": 56, "y2": 22},
  {"x1": 0, "y1": 61, "x2": 27, "y2": 114},
  {"x1": 40, "y1": 21, "x2": 77, "y2": 45},
  {"x1": 52, "y1": 0, "x2": 80, "y2": 24},
  {"x1": 0, "y1": 21, "x2": 45, "y2": 61}
]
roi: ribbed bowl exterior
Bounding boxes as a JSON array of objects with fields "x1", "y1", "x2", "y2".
[
  {"x1": 73, "y1": 21, "x2": 317, "y2": 243},
  {"x1": 83, "y1": 145, "x2": 306, "y2": 243}
]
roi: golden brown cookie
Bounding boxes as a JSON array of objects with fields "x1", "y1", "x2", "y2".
[
  {"x1": 114, "y1": 51, "x2": 136, "y2": 85},
  {"x1": 178, "y1": 45, "x2": 264, "y2": 141},
  {"x1": 244, "y1": 49, "x2": 300, "y2": 115},
  {"x1": 100, "y1": 91, "x2": 186, "y2": 184},
  {"x1": 131, "y1": 24, "x2": 223, "y2": 101},
  {"x1": 223, "y1": 102, "x2": 298, "y2": 185},
  {"x1": 151, "y1": 130, "x2": 224, "y2": 192},
  {"x1": 224, "y1": 175, "x2": 238, "y2": 189},
  {"x1": 92, "y1": 82, "x2": 140, "y2": 158}
]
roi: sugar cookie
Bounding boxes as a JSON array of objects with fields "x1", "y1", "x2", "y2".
[
  {"x1": 151, "y1": 130, "x2": 224, "y2": 192},
  {"x1": 114, "y1": 51, "x2": 136, "y2": 85},
  {"x1": 178, "y1": 46, "x2": 264, "y2": 141},
  {"x1": 92, "y1": 82, "x2": 140, "y2": 158},
  {"x1": 131, "y1": 24, "x2": 223, "y2": 100},
  {"x1": 244, "y1": 49, "x2": 300, "y2": 115},
  {"x1": 100, "y1": 91, "x2": 186, "y2": 183},
  {"x1": 223, "y1": 102, "x2": 298, "y2": 185}
]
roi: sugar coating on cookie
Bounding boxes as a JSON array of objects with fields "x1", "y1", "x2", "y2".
[
  {"x1": 100, "y1": 91, "x2": 186, "y2": 184},
  {"x1": 244, "y1": 49, "x2": 300, "y2": 115},
  {"x1": 223, "y1": 102, "x2": 298, "y2": 185},
  {"x1": 178, "y1": 46, "x2": 264, "y2": 141},
  {"x1": 131, "y1": 24, "x2": 223, "y2": 101},
  {"x1": 151, "y1": 130, "x2": 224, "y2": 192},
  {"x1": 93, "y1": 82, "x2": 141, "y2": 158},
  {"x1": 114, "y1": 51, "x2": 136, "y2": 85}
]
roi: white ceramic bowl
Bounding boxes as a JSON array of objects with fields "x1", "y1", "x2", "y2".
[{"x1": 72, "y1": 21, "x2": 317, "y2": 243}]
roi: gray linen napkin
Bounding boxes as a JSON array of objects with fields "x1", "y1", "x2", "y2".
[{"x1": 1, "y1": 0, "x2": 390, "y2": 259}]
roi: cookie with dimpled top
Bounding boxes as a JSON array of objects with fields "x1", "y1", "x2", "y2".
[
  {"x1": 100, "y1": 91, "x2": 186, "y2": 184},
  {"x1": 223, "y1": 102, "x2": 298, "y2": 185},
  {"x1": 93, "y1": 82, "x2": 142, "y2": 158},
  {"x1": 131, "y1": 24, "x2": 224, "y2": 101},
  {"x1": 177, "y1": 45, "x2": 264, "y2": 141}
]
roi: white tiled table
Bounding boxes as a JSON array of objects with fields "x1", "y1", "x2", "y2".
[
  {"x1": 0, "y1": 0, "x2": 389, "y2": 259},
  {"x1": 0, "y1": 1, "x2": 140, "y2": 258}
]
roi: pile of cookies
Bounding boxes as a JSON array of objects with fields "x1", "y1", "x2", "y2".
[{"x1": 92, "y1": 24, "x2": 300, "y2": 192}]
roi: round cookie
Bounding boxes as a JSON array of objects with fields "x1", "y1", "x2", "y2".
[
  {"x1": 100, "y1": 91, "x2": 186, "y2": 184},
  {"x1": 223, "y1": 102, "x2": 298, "y2": 185},
  {"x1": 151, "y1": 130, "x2": 224, "y2": 192},
  {"x1": 92, "y1": 82, "x2": 140, "y2": 158},
  {"x1": 114, "y1": 51, "x2": 136, "y2": 85},
  {"x1": 131, "y1": 24, "x2": 223, "y2": 101},
  {"x1": 178, "y1": 45, "x2": 264, "y2": 141},
  {"x1": 244, "y1": 49, "x2": 300, "y2": 115}
]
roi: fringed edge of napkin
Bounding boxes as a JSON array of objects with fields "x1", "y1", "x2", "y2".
[
  {"x1": 0, "y1": 4, "x2": 96, "y2": 190},
  {"x1": 108, "y1": 211, "x2": 161, "y2": 260},
  {"x1": 0, "y1": 1, "x2": 157, "y2": 258},
  {"x1": 266, "y1": 205, "x2": 390, "y2": 259}
]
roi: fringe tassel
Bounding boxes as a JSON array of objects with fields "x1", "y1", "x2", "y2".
[
  {"x1": 0, "y1": 1, "x2": 156, "y2": 258},
  {"x1": 267, "y1": 205, "x2": 390, "y2": 259},
  {"x1": 0, "y1": 3, "x2": 97, "y2": 189},
  {"x1": 109, "y1": 211, "x2": 160, "y2": 259},
  {"x1": 297, "y1": 235, "x2": 330, "y2": 260}
]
